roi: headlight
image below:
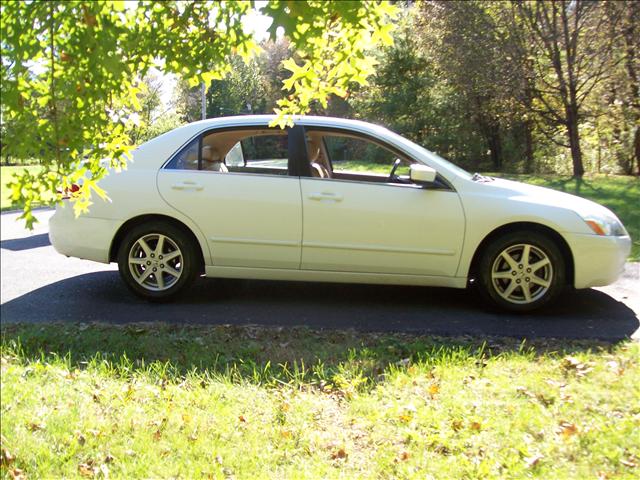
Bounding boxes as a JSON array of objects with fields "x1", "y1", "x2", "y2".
[{"x1": 582, "y1": 213, "x2": 627, "y2": 236}]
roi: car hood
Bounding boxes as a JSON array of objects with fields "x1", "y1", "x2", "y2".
[{"x1": 482, "y1": 178, "x2": 616, "y2": 219}]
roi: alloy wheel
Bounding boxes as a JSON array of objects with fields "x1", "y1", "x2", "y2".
[
  {"x1": 128, "y1": 233, "x2": 183, "y2": 291},
  {"x1": 490, "y1": 243, "x2": 553, "y2": 305}
]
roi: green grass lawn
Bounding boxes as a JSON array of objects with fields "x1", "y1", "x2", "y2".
[
  {"x1": 0, "y1": 165, "x2": 54, "y2": 212},
  {"x1": 1, "y1": 323, "x2": 638, "y2": 479}
]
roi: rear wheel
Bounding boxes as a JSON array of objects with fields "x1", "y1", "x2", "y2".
[
  {"x1": 476, "y1": 231, "x2": 565, "y2": 312},
  {"x1": 117, "y1": 222, "x2": 198, "y2": 301}
]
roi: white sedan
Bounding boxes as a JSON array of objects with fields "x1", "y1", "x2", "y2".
[{"x1": 49, "y1": 116, "x2": 631, "y2": 311}]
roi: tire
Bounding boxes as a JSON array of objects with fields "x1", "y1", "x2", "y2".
[
  {"x1": 117, "y1": 221, "x2": 199, "y2": 301},
  {"x1": 476, "y1": 231, "x2": 566, "y2": 312}
]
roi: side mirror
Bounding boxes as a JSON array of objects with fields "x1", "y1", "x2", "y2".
[{"x1": 410, "y1": 164, "x2": 437, "y2": 185}]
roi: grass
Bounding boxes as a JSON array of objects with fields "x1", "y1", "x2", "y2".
[
  {"x1": 1, "y1": 323, "x2": 639, "y2": 479},
  {"x1": 0, "y1": 165, "x2": 54, "y2": 212}
]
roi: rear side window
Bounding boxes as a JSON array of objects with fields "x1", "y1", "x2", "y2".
[
  {"x1": 164, "y1": 129, "x2": 289, "y2": 176},
  {"x1": 237, "y1": 135, "x2": 288, "y2": 170},
  {"x1": 165, "y1": 138, "x2": 199, "y2": 170}
]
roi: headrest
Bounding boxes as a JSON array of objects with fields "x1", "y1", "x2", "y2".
[
  {"x1": 202, "y1": 145, "x2": 221, "y2": 163},
  {"x1": 307, "y1": 138, "x2": 320, "y2": 162}
]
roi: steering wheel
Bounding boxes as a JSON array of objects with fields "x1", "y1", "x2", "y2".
[{"x1": 388, "y1": 158, "x2": 402, "y2": 182}]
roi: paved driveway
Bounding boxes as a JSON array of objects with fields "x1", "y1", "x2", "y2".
[{"x1": 1, "y1": 209, "x2": 638, "y2": 340}]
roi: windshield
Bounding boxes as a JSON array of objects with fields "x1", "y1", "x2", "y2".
[{"x1": 382, "y1": 129, "x2": 473, "y2": 180}]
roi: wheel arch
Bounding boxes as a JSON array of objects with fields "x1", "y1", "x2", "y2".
[
  {"x1": 109, "y1": 214, "x2": 205, "y2": 273},
  {"x1": 467, "y1": 222, "x2": 574, "y2": 286}
]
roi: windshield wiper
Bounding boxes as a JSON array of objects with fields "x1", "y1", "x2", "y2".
[{"x1": 472, "y1": 172, "x2": 494, "y2": 182}]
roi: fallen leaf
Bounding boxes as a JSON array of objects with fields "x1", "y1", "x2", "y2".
[
  {"x1": 606, "y1": 361, "x2": 625, "y2": 376},
  {"x1": 620, "y1": 457, "x2": 638, "y2": 468},
  {"x1": 525, "y1": 454, "x2": 543, "y2": 468},
  {"x1": 238, "y1": 415, "x2": 246, "y2": 423},
  {"x1": 1, "y1": 446, "x2": 15, "y2": 466},
  {"x1": 560, "y1": 391, "x2": 573, "y2": 403},
  {"x1": 399, "y1": 451, "x2": 410, "y2": 461},
  {"x1": 331, "y1": 448, "x2": 348, "y2": 460},
  {"x1": 535, "y1": 393, "x2": 554, "y2": 407},
  {"x1": 470, "y1": 421, "x2": 482, "y2": 431},
  {"x1": 556, "y1": 421, "x2": 579, "y2": 438},
  {"x1": 562, "y1": 356, "x2": 581, "y2": 369},
  {"x1": 78, "y1": 462, "x2": 95, "y2": 477},
  {"x1": 561, "y1": 356, "x2": 593, "y2": 377},
  {"x1": 8, "y1": 468, "x2": 26, "y2": 480},
  {"x1": 516, "y1": 386, "x2": 534, "y2": 399},
  {"x1": 27, "y1": 422, "x2": 45, "y2": 432}
]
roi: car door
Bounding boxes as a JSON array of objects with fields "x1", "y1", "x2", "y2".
[
  {"x1": 300, "y1": 130, "x2": 465, "y2": 277},
  {"x1": 157, "y1": 126, "x2": 302, "y2": 269}
]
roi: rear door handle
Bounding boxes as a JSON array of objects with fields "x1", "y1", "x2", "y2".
[
  {"x1": 171, "y1": 181, "x2": 203, "y2": 191},
  {"x1": 308, "y1": 192, "x2": 343, "y2": 202}
]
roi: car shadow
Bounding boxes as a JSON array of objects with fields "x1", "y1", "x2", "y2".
[
  {"x1": 0, "y1": 233, "x2": 50, "y2": 251},
  {"x1": 1, "y1": 271, "x2": 637, "y2": 340}
]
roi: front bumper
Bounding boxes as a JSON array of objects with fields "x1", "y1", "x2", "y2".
[
  {"x1": 49, "y1": 202, "x2": 121, "y2": 264},
  {"x1": 566, "y1": 232, "x2": 632, "y2": 289}
]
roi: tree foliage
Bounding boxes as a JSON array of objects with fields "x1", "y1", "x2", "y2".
[
  {"x1": 0, "y1": 0, "x2": 397, "y2": 226},
  {"x1": 353, "y1": 1, "x2": 638, "y2": 176}
]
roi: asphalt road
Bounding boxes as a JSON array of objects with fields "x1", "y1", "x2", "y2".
[{"x1": 1, "y1": 209, "x2": 639, "y2": 341}]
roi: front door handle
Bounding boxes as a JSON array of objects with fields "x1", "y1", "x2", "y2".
[
  {"x1": 171, "y1": 181, "x2": 203, "y2": 191},
  {"x1": 308, "y1": 192, "x2": 343, "y2": 202}
]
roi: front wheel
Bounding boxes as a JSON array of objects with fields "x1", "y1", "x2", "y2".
[
  {"x1": 117, "y1": 222, "x2": 199, "y2": 301},
  {"x1": 476, "y1": 231, "x2": 566, "y2": 312}
]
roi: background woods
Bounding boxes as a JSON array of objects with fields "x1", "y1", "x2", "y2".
[{"x1": 175, "y1": 0, "x2": 639, "y2": 178}]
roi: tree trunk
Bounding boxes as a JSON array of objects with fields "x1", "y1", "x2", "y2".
[
  {"x1": 566, "y1": 112, "x2": 584, "y2": 178},
  {"x1": 488, "y1": 129, "x2": 503, "y2": 171},
  {"x1": 635, "y1": 126, "x2": 640, "y2": 176},
  {"x1": 523, "y1": 120, "x2": 534, "y2": 174}
]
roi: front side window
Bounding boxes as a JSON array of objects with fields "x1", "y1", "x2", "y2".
[
  {"x1": 326, "y1": 135, "x2": 411, "y2": 176},
  {"x1": 306, "y1": 131, "x2": 414, "y2": 182}
]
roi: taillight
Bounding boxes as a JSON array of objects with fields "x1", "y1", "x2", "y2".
[{"x1": 57, "y1": 184, "x2": 80, "y2": 199}]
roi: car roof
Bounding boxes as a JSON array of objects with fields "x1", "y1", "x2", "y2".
[{"x1": 186, "y1": 115, "x2": 390, "y2": 135}]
